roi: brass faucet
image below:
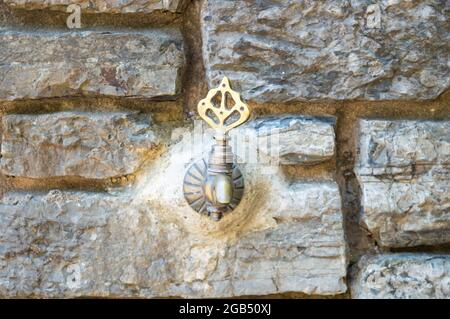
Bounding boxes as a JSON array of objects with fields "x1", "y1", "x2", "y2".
[{"x1": 183, "y1": 77, "x2": 250, "y2": 221}]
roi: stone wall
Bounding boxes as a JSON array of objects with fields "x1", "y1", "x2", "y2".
[{"x1": 0, "y1": 0, "x2": 449, "y2": 299}]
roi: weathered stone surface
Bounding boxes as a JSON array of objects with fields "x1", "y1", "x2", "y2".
[
  {"x1": 359, "y1": 181, "x2": 450, "y2": 247},
  {"x1": 4, "y1": 0, "x2": 188, "y2": 13},
  {"x1": 0, "y1": 29, "x2": 184, "y2": 100},
  {"x1": 357, "y1": 120, "x2": 450, "y2": 175},
  {"x1": 0, "y1": 112, "x2": 159, "y2": 179},
  {"x1": 355, "y1": 120, "x2": 450, "y2": 247},
  {"x1": 351, "y1": 254, "x2": 450, "y2": 299},
  {"x1": 0, "y1": 131, "x2": 347, "y2": 298},
  {"x1": 201, "y1": 0, "x2": 450, "y2": 102},
  {"x1": 227, "y1": 182, "x2": 347, "y2": 296},
  {"x1": 236, "y1": 115, "x2": 336, "y2": 165}
]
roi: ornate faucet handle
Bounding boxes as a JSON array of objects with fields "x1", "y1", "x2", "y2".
[{"x1": 198, "y1": 77, "x2": 250, "y2": 133}]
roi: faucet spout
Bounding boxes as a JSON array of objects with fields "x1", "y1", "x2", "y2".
[{"x1": 214, "y1": 174, "x2": 233, "y2": 204}]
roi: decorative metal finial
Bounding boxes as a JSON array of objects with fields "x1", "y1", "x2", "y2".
[
  {"x1": 183, "y1": 76, "x2": 250, "y2": 221},
  {"x1": 197, "y1": 77, "x2": 250, "y2": 133}
]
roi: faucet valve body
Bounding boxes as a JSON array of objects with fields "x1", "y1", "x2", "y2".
[{"x1": 203, "y1": 134, "x2": 235, "y2": 220}]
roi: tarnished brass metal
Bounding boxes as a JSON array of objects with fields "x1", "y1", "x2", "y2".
[{"x1": 183, "y1": 76, "x2": 250, "y2": 221}]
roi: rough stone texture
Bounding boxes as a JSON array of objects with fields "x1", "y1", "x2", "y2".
[
  {"x1": 356, "y1": 119, "x2": 450, "y2": 247},
  {"x1": 357, "y1": 120, "x2": 450, "y2": 175},
  {"x1": 201, "y1": 0, "x2": 450, "y2": 102},
  {"x1": 0, "y1": 112, "x2": 159, "y2": 179},
  {"x1": 236, "y1": 115, "x2": 336, "y2": 165},
  {"x1": 0, "y1": 132, "x2": 347, "y2": 298},
  {"x1": 351, "y1": 254, "x2": 450, "y2": 299},
  {"x1": 0, "y1": 29, "x2": 184, "y2": 100},
  {"x1": 4, "y1": 0, "x2": 188, "y2": 13}
]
